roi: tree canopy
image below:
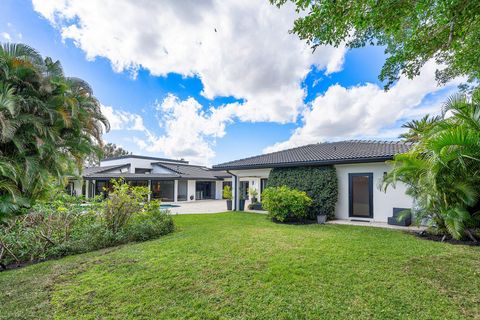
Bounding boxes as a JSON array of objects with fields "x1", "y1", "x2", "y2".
[
  {"x1": 0, "y1": 43, "x2": 109, "y2": 216},
  {"x1": 272, "y1": 0, "x2": 480, "y2": 89}
]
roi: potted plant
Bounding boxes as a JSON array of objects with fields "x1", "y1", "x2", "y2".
[
  {"x1": 239, "y1": 194, "x2": 246, "y2": 211},
  {"x1": 317, "y1": 213, "x2": 327, "y2": 224},
  {"x1": 249, "y1": 188, "x2": 258, "y2": 204},
  {"x1": 223, "y1": 185, "x2": 232, "y2": 210}
]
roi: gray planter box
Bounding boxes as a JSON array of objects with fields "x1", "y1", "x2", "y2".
[{"x1": 317, "y1": 214, "x2": 327, "y2": 224}]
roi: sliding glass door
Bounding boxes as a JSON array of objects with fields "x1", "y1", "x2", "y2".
[
  {"x1": 151, "y1": 180, "x2": 175, "y2": 202},
  {"x1": 349, "y1": 173, "x2": 373, "y2": 218}
]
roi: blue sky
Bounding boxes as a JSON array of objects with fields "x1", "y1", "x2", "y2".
[{"x1": 0, "y1": 0, "x2": 460, "y2": 165}]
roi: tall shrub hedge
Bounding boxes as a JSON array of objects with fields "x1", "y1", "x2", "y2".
[{"x1": 267, "y1": 166, "x2": 338, "y2": 219}]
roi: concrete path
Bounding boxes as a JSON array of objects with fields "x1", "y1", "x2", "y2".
[{"x1": 327, "y1": 219, "x2": 426, "y2": 231}]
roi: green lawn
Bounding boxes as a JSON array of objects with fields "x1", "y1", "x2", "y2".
[{"x1": 1, "y1": 213, "x2": 479, "y2": 320}]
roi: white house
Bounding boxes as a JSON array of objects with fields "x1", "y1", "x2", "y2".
[
  {"x1": 212, "y1": 140, "x2": 414, "y2": 223},
  {"x1": 68, "y1": 155, "x2": 230, "y2": 202}
]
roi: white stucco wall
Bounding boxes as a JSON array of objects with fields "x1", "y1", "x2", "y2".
[
  {"x1": 187, "y1": 180, "x2": 196, "y2": 202},
  {"x1": 334, "y1": 163, "x2": 413, "y2": 222},
  {"x1": 215, "y1": 181, "x2": 223, "y2": 199}
]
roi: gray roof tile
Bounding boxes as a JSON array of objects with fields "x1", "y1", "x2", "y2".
[{"x1": 213, "y1": 140, "x2": 412, "y2": 170}]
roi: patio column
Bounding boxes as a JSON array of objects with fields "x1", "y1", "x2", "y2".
[
  {"x1": 231, "y1": 172, "x2": 239, "y2": 211},
  {"x1": 147, "y1": 180, "x2": 152, "y2": 202},
  {"x1": 174, "y1": 180, "x2": 178, "y2": 203}
]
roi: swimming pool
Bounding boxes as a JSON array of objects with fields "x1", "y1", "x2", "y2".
[{"x1": 160, "y1": 204, "x2": 180, "y2": 209}]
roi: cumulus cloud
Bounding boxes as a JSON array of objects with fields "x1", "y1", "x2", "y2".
[
  {"x1": 132, "y1": 94, "x2": 233, "y2": 165},
  {"x1": 32, "y1": 0, "x2": 346, "y2": 124},
  {"x1": 264, "y1": 61, "x2": 463, "y2": 153},
  {"x1": 100, "y1": 105, "x2": 146, "y2": 132},
  {"x1": 1, "y1": 32, "x2": 11, "y2": 41}
]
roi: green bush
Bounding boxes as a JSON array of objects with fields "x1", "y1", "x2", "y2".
[
  {"x1": 0, "y1": 181, "x2": 174, "y2": 268},
  {"x1": 103, "y1": 179, "x2": 149, "y2": 234},
  {"x1": 267, "y1": 166, "x2": 338, "y2": 219},
  {"x1": 222, "y1": 185, "x2": 232, "y2": 200},
  {"x1": 262, "y1": 186, "x2": 312, "y2": 222},
  {"x1": 126, "y1": 201, "x2": 175, "y2": 242}
]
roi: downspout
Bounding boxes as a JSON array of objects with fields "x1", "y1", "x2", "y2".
[{"x1": 226, "y1": 170, "x2": 238, "y2": 211}]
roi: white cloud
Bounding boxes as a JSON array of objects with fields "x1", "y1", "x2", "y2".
[
  {"x1": 133, "y1": 94, "x2": 233, "y2": 166},
  {"x1": 32, "y1": 0, "x2": 346, "y2": 124},
  {"x1": 264, "y1": 61, "x2": 463, "y2": 153},
  {"x1": 1, "y1": 32, "x2": 11, "y2": 41},
  {"x1": 100, "y1": 105, "x2": 146, "y2": 132}
]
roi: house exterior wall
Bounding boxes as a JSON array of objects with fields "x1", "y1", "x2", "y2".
[
  {"x1": 215, "y1": 181, "x2": 223, "y2": 199},
  {"x1": 334, "y1": 162, "x2": 413, "y2": 222},
  {"x1": 100, "y1": 158, "x2": 153, "y2": 172},
  {"x1": 228, "y1": 164, "x2": 412, "y2": 222}
]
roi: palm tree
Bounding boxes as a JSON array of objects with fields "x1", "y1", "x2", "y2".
[
  {"x1": 0, "y1": 42, "x2": 109, "y2": 218},
  {"x1": 384, "y1": 89, "x2": 480, "y2": 240}
]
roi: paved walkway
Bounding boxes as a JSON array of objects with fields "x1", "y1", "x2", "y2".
[{"x1": 327, "y1": 219, "x2": 426, "y2": 231}]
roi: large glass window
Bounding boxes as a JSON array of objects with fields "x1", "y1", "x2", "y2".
[
  {"x1": 128, "y1": 180, "x2": 148, "y2": 187},
  {"x1": 260, "y1": 178, "x2": 268, "y2": 195},
  {"x1": 178, "y1": 180, "x2": 188, "y2": 201},
  {"x1": 195, "y1": 181, "x2": 215, "y2": 200},
  {"x1": 151, "y1": 180, "x2": 175, "y2": 202},
  {"x1": 95, "y1": 180, "x2": 113, "y2": 198}
]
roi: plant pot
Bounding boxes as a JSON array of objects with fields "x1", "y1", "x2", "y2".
[
  {"x1": 226, "y1": 199, "x2": 232, "y2": 211},
  {"x1": 239, "y1": 199, "x2": 246, "y2": 211},
  {"x1": 317, "y1": 214, "x2": 327, "y2": 224},
  {"x1": 251, "y1": 197, "x2": 257, "y2": 204}
]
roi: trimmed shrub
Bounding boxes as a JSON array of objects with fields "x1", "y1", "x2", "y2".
[
  {"x1": 267, "y1": 166, "x2": 338, "y2": 219},
  {"x1": 262, "y1": 186, "x2": 312, "y2": 222}
]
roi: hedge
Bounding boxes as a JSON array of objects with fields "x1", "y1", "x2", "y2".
[{"x1": 267, "y1": 166, "x2": 338, "y2": 219}]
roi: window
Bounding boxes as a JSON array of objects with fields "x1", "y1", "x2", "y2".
[
  {"x1": 260, "y1": 178, "x2": 268, "y2": 194},
  {"x1": 178, "y1": 180, "x2": 187, "y2": 201},
  {"x1": 128, "y1": 180, "x2": 148, "y2": 187},
  {"x1": 151, "y1": 180, "x2": 175, "y2": 202},
  {"x1": 135, "y1": 168, "x2": 151, "y2": 174}
]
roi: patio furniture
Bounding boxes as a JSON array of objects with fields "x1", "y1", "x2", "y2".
[{"x1": 387, "y1": 207, "x2": 412, "y2": 226}]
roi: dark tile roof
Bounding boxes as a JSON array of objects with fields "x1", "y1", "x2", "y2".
[
  {"x1": 102, "y1": 154, "x2": 188, "y2": 164},
  {"x1": 213, "y1": 140, "x2": 412, "y2": 170},
  {"x1": 83, "y1": 164, "x2": 129, "y2": 175},
  {"x1": 83, "y1": 162, "x2": 231, "y2": 181},
  {"x1": 84, "y1": 173, "x2": 180, "y2": 180},
  {"x1": 155, "y1": 163, "x2": 230, "y2": 180}
]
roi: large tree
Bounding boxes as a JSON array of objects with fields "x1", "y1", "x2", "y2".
[
  {"x1": 0, "y1": 43, "x2": 109, "y2": 216},
  {"x1": 272, "y1": 0, "x2": 480, "y2": 89}
]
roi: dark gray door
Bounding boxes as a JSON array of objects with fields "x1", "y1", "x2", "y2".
[{"x1": 349, "y1": 173, "x2": 373, "y2": 218}]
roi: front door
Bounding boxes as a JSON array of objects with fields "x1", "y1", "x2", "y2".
[{"x1": 349, "y1": 173, "x2": 373, "y2": 218}]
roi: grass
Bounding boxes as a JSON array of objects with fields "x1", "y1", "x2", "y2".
[{"x1": 1, "y1": 212, "x2": 479, "y2": 319}]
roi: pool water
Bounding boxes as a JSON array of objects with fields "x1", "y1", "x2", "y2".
[{"x1": 160, "y1": 204, "x2": 180, "y2": 209}]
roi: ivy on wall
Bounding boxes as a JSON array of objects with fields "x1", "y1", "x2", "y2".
[{"x1": 267, "y1": 166, "x2": 338, "y2": 219}]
